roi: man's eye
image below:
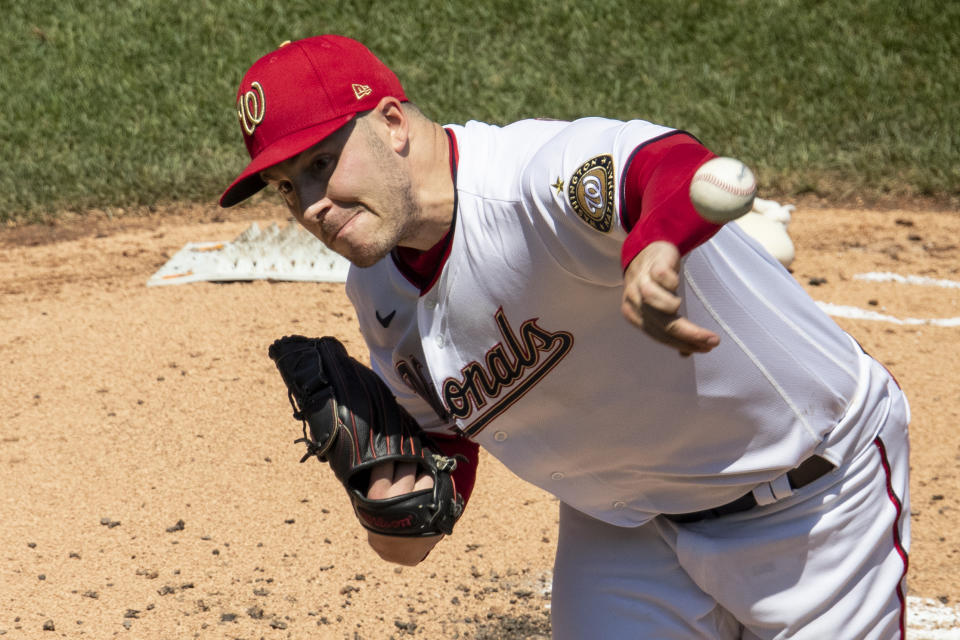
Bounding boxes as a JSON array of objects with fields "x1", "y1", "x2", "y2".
[{"x1": 313, "y1": 155, "x2": 334, "y2": 172}]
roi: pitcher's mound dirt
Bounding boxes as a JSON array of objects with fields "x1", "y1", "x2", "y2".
[{"x1": 1, "y1": 202, "x2": 957, "y2": 638}]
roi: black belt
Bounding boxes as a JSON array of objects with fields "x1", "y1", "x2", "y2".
[{"x1": 664, "y1": 456, "x2": 835, "y2": 524}]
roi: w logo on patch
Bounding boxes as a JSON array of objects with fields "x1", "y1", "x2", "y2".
[
  {"x1": 352, "y1": 84, "x2": 372, "y2": 100},
  {"x1": 568, "y1": 155, "x2": 615, "y2": 233}
]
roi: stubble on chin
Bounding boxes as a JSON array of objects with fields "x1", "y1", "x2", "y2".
[
  {"x1": 331, "y1": 213, "x2": 403, "y2": 268},
  {"x1": 343, "y1": 246, "x2": 389, "y2": 269},
  {"x1": 353, "y1": 184, "x2": 421, "y2": 268}
]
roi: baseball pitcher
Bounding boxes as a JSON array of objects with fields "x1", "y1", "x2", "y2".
[{"x1": 221, "y1": 36, "x2": 910, "y2": 639}]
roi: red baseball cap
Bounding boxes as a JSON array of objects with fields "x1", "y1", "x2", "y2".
[{"x1": 219, "y1": 35, "x2": 407, "y2": 207}]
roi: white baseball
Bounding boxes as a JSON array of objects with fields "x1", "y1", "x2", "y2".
[{"x1": 689, "y1": 157, "x2": 758, "y2": 223}]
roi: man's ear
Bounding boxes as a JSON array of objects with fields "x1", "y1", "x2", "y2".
[{"x1": 374, "y1": 96, "x2": 409, "y2": 153}]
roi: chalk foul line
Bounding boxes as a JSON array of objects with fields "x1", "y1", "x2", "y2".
[{"x1": 817, "y1": 272, "x2": 960, "y2": 327}]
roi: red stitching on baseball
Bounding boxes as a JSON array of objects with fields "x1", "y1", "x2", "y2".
[{"x1": 692, "y1": 173, "x2": 756, "y2": 197}]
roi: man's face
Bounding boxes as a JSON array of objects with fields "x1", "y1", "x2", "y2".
[{"x1": 260, "y1": 115, "x2": 418, "y2": 267}]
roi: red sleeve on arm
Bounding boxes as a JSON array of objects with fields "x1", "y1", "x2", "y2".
[
  {"x1": 619, "y1": 132, "x2": 721, "y2": 272},
  {"x1": 428, "y1": 432, "x2": 480, "y2": 507}
]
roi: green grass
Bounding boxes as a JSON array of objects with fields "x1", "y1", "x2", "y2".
[{"x1": 1, "y1": 0, "x2": 957, "y2": 222}]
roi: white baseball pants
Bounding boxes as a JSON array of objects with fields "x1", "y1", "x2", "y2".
[{"x1": 552, "y1": 384, "x2": 910, "y2": 639}]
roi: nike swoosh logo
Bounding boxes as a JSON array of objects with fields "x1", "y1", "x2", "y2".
[{"x1": 375, "y1": 309, "x2": 397, "y2": 328}]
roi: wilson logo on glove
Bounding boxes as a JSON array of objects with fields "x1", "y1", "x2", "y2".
[{"x1": 357, "y1": 512, "x2": 415, "y2": 530}]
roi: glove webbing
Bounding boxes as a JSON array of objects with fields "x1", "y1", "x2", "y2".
[{"x1": 287, "y1": 386, "x2": 339, "y2": 463}]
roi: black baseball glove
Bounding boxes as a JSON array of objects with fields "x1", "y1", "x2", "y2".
[{"x1": 268, "y1": 335, "x2": 464, "y2": 537}]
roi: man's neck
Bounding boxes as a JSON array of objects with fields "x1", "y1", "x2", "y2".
[{"x1": 402, "y1": 121, "x2": 456, "y2": 251}]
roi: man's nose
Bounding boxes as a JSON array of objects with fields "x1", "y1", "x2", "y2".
[
  {"x1": 301, "y1": 198, "x2": 331, "y2": 225},
  {"x1": 296, "y1": 182, "x2": 330, "y2": 224}
]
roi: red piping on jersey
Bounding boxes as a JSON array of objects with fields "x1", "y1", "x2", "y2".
[
  {"x1": 390, "y1": 128, "x2": 459, "y2": 294},
  {"x1": 618, "y1": 131, "x2": 722, "y2": 272},
  {"x1": 873, "y1": 436, "x2": 908, "y2": 638}
]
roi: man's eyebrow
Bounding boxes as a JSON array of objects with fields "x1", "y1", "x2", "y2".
[
  {"x1": 260, "y1": 165, "x2": 285, "y2": 181},
  {"x1": 261, "y1": 139, "x2": 336, "y2": 182},
  {"x1": 307, "y1": 139, "x2": 337, "y2": 155}
]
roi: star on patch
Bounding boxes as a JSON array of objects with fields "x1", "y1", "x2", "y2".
[{"x1": 551, "y1": 177, "x2": 564, "y2": 195}]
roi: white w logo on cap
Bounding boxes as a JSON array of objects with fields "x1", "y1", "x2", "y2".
[{"x1": 237, "y1": 81, "x2": 266, "y2": 136}]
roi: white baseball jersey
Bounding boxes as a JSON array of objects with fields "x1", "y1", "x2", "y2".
[{"x1": 346, "y1": 117, "x2": 892, "y2": 526}]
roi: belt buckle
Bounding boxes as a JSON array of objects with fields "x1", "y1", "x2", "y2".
[{"x1": 664, "y1": 456, "x2": 835, "y2": 524}]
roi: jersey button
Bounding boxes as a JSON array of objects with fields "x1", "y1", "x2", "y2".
[
  {"x1": 435, "y1": 335, "x2": 445, "y2": 348},
  {"x1": 425, "y1": 298, "x2": 438, "y2": 310},
  {"x1": 550, "y1": 472, "x2": 565, "y2": 481},
  {"x1": 493, "y1": 431, "x2": 508, "y2": 442},
  {"x1": 612, "y1": 501, "x2": 626, "y2": 510}
]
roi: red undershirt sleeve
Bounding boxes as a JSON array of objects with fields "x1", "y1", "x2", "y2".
[
  {"x1": 428, "y1": 432, "x2": 480, "y2": 508},
  {"x1": 619, "y1": 132, "x2": 722, "y2": 272}
]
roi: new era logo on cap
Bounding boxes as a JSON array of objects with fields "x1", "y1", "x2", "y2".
[
  {"x1": 352, "y1": 84, "x2": 373, "y2": 100},
  {"x1": 219, "y1": 35, "x2": 407, "y2": 208}
]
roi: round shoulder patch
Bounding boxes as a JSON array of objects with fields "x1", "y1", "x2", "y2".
[{"x1": 567, "y1": 155, "x2": 615, "y2": 232}]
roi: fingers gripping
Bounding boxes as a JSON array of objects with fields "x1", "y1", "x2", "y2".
[{"x1": 621, "y1": 243, "x2": 719, "y2": 354}]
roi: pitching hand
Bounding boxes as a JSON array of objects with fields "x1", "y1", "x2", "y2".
[{"x1": 621, "y1": 241, "x2": 719, "y2": 355}]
